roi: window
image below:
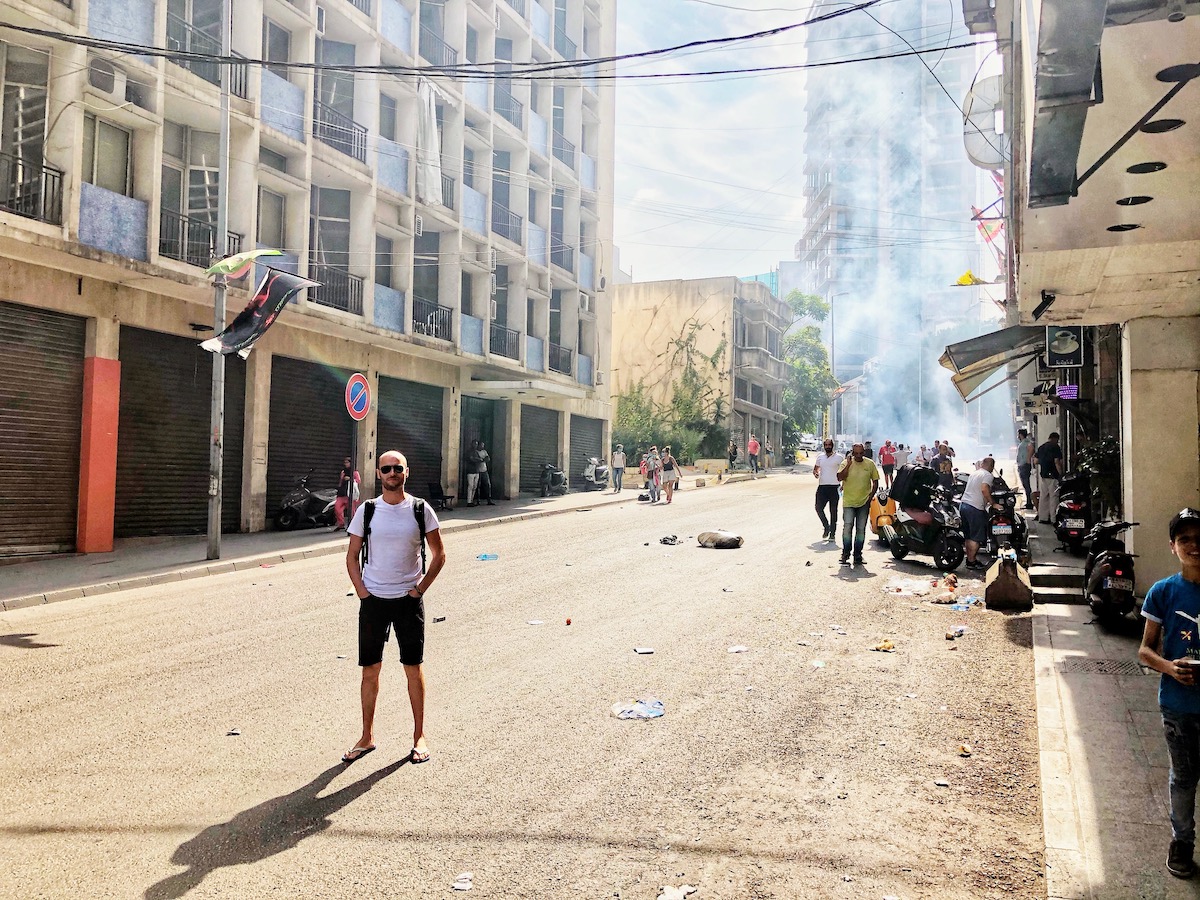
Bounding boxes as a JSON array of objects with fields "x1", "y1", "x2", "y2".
[
  {"x1": 259, "y1": 146, "x2": 288, "y2": 173},
  {"x1": 258, "y1": 188, "x2": 285, "y2": 248},
  {"x1": 375, "y1": 234, "x2": 393, "y2": 288},
  {"x1": 82, "y1": 114, "x2": 131, "y2": 196},
  {"x1": 262, "y1": 19, "x2": 291, "y2": 81},
  {"x1": 310, "y1": 186, "x2": 351, "y2": 269},
  {"x1": 465, "y1": 26, "x2": 478, "y2": 64},
  {"x1": 379, "y1": 94, "x2": 397, "y2": 142},
  {"x1": 462, "y1": 146, "x2": 475, "y2": 188},
  {"x1": 461, "y1": 271, "x2": 474, "y2": 317}
]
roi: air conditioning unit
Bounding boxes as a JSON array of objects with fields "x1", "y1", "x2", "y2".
[
  {"x1": 490, "y1": 273, "x2": 498, "y2": 296},
  {"x1": 414, "y1": 213, "x2": 424, "y2": 237},
  {"x1": 490, "y1": 248, "x2": 498, "y2": 271},
  {"x1": 88, "y1": 58, "x2": 127, "y2": 104},
  {"x1": 316, "y1": 5, "x2": 327, "y2": 36},
  {"x1": 597, "y1": 273, "x2": 607, "y2": 292},
  {"x1": 490, "y1": 299, "x2": 498, "y2": 319},
  {"x1": 579, "y1": 292, "x2": 592, "y2": 313},
  {"x1": 594, "y1": 371, "x2": 605, "y2": 385}
]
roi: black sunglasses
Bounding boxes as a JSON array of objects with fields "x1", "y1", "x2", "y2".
[{"x1": 379, "y1": 464, "x2": 406, "y2": 474}]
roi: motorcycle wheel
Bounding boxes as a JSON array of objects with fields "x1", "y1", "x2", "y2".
[
  {"x1": 889, "y1": 536, "x2": 909, "y2": 560},
  {"x1": 935, "y1": 536, "x2": 965, "y2": 571},
  {"x1": 276, "y1": 509, "x2": 300, "y2": 531},
  {"x1": 1069, "y1": 539, "x2": 1086, "y2": 557}
]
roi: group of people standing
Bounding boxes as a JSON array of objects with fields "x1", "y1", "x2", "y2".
[
  {"x1": 813, "y1": 438, "x2": 881, "y2": 566},
  {"x1": 727, "y1": 433, "x2": 773, "y2": 477}
]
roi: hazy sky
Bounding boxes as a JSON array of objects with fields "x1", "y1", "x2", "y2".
[{"x1": 611, "y1": 0, "x2": 978, "y2": 283}]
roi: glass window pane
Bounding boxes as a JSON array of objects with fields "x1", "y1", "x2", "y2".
[
  {"x1": 374, "y1": 234, "x2": 392, "y2": 288},
  {"x1": 258, "y1": 188, "x2": 285, "y2": 247},
  {"x1": 379, "y1": 95, "x2": 397, "y2": 142},
  {"x1": 318, "y1": 187, "x2": 351, "y2": 219},
  {"x1": 162, "y1": 121, "x2": 186, "y2": 160},
  {"x1": 94, "y1": 121, "x2": 130, "y2": 195},
  {"x1": 161, "y1": 165, "x2": 183, "y2": 213},
  {"x1": 188, "y1": 131, "x2": 218, "y2": 168}
]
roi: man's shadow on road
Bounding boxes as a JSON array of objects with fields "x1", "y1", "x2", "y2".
[{"x1": 144, "y1": 758, "x2": 408, "y2": 899}]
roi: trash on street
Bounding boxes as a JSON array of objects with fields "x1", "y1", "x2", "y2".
[
  {"x1": 612, "y1": 697, "x2": 665, "y2": 720},
  {"x1": 870, "y1": 640, "x2": 896, "y2": 652},
  {"x1": 946, "y1": 625, "x2": 969, "y2": 640},
  {"x1": 728, "y1": 645, "x2": 749, "y2": 653},
  {"x1": 697, "y1": 530, "x2": 744, "y2": 549},
  {"x1": 634, "y1": 647, "x2": 655, "y2": 655},
  {"x1": 452, "y1": 872, "x2": 473, "y2": 891},
  {"x1": 657, "y1": 885, "x2": 697, "y2": 900},
  {"x1": 660, "y1": 535, "x2": 680, "y2": 545},
  {"x1": 883, "y1": 578, "x2": 932, "y2": 597},
  {"x1": 959, "y1": 744, "x2": 973, "y2": 757},
  {"x1": 527, "y1": 619, "x2": 545, "y2": 625}
]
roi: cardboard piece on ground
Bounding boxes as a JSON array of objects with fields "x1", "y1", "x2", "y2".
[{"x1": 984, "y1": 557, "x2": 1033, "y2": 611}]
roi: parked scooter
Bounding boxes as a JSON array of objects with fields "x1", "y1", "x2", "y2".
[
  {"x1": 988, "y1": 471, "x2": 1031, "y2": 567},
  {"x1": 1084, "y1": 521, "x2": 1139, "y2": 623},
  {"x1": 582, "y1": 456, "x2": 609, "y2": 491},
  {"x1": 880, "y1": 464, "x2": 967, "y2": 571},
  {"x1": 1055, "y1": 471, "x2": 1093, "y2": 555},
  {"x1": 275, "y1": 474, "x2": 337, "y2": 530},
  {"x1": 540, "y1": 462, "x2": 568, "y2": 497}
]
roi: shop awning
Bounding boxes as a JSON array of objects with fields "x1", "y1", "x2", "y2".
[{"x1": 939, "y1": 326, "x2": 1045, "y2": 401}]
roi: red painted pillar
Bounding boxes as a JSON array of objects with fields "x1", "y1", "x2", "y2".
[{"x1": 77, "y1": 357, "x2": 120, "y2": 553}]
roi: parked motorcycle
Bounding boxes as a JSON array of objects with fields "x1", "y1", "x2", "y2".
[
  {"x1": 1083, "y1": 521, "x2": 1139, "y2": 622},
  {"x1": 540, "y1": 462, "x2": 568, "y2": 497},
  {"x1": 880, "y1": 464, "x2": 967, "y2": 571},
  {"x1": 1055, "y1": 471, "x2": 1093, "y2": 555},
  {"x1": 953, "y1": 471, "x2": 969, "y2": 500},
  {"x1": 582, "y1": 456, "x2": 609, "y2": 491},
  {"x1": 987, "y1": 471, "x2": 1031, "y2": 567},
  {"x1": 275, "y1": 474, "x2": 337, "y2": 530}
]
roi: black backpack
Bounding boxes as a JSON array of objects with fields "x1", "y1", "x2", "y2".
[{"x1": 359, "y1": 498, "x2": 428, "y2": 574}]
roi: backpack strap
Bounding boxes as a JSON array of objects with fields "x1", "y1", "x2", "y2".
[
  {"x1": 358, "y1": 499, "x2": 377, "y2": 569},
  {"x1": 412, "y1": 498, "x2": 428, "y2": 574}
]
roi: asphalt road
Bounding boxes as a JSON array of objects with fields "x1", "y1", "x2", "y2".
[{"x1": 0, "y1": 475, "x2": 1044, "y2": 899}]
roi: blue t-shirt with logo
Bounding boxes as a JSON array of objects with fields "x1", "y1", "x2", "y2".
[{"x1": 1142, "y1": 573, "x2": 1200, "y2": 714}]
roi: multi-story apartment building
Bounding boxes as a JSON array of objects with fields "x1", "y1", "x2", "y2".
[
  {"x1": 610, "y1": 277, "x2": 790, "y2": 460},
  {"x1": 0, "y1": 0, "x2": 616, "y2": 557}
]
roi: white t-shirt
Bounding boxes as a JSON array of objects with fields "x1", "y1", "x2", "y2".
[
  {"x1": 813, "y1": 452, "x2": 842, "y2": 486},
  {"x1": 612, "y1": 450, "x2": 626, "y2": 468},
  {"x1": 960, "y1": 469, "x2": 995, "y2": 511},
  {"x1": 893, "y1": 448, "x2": 911, "y2": 468},
  {"x1": 349, "y1": 495, "x2": 440, "y2": 598}
]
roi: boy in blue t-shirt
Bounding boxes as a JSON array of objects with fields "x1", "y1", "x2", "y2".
[{"x1": 1140, "y1": 508, "x2": 1200, "y2": 879}]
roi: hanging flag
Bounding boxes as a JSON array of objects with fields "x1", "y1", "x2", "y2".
[
  {"x1": 953, "y1": 270, "x2": 988, "y2": 286},
  {"x1": 205, "y1": 248, "x2": 285, "y2": 280},
  {"x1": 970, "y1": 206, "x2": 1004, "y2": 244},
  {"x1": 200, "y1": 268, "x2": 318, "y2": 359}
]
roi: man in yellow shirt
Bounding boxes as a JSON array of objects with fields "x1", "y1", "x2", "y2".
[{"x1": 837, "y1": 442, "x2": 881, "y2": 566}]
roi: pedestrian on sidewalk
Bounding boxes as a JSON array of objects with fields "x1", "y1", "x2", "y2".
[
  {"x1": 1138, "y1": 508, "x2": 1200, "y2": 879},
  {"x1": 335, "y1": 456, "x2": 360, "y2": 530},
  {"x1": 610, "y1": 443, "x2": 626, "y2": 492},
  {"x1": 837, "y1": 442, "x2": 880, "y2": 566},
  {"x1": 764, "y1": 439, "x2": 774, "y2": 469},
  {"x1": 1016, "y1": 428, "x2": 1036, "y2": 510},
  {"x1": 863, "y1": 440, "x2": 874, "y2": 461},
  {"x1": 343, "y1": 449, "x2": 446, "y2": 766},
  {"x1": 646, "y1": 446, "x2": 662, "y2": 503},
  {"x1": 661, "y1": 446, "x2": 678, "y2": 503},
  {"x1": 932, "y1": 443, "x2": 955, "y2": 491},
  {"x1": 893, "y1": 443, "x2": 911, "y2": 469},
  {"x1": 879, "y1": 440, "x2": 896, "y2": 489},
  {"x1": 475, "y1": 441, "x2": 495, "y2": 505},
  {"x1": 1036, "y1": 432, "x2": 1063, "y2": 523},
  {"x1": 727, "y1": 439, "x2": 738, "y2": 471},
  {"x1": 464, "y1": 441, "x2": 483, "y2": 506},
  {"x1": 747, "y1": 433, "x2": 760, "y2": 477},
  {"x1": 959, "y1": 457, "x2": 997, "y2": 570},
  {"x1": 813, "y1": 437, "x2": 841, "y2": 541}
]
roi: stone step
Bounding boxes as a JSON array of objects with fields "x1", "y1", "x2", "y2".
[
  {"x1": 1028, "y1": 565, "x2": 1085, "y2": 588},
  {"x1": 1035, "y1": 585, "x2": 1086, "y2": 605}
]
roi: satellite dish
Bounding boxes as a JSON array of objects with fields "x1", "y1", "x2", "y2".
[{"x1": 963, "y1": 74, "x2": 1010, "y2": 171}]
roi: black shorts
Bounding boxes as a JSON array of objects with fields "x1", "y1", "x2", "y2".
[
  {"x1": 358, "y1": 594, "x2": 425, "y2": 667},
  {"x1": 882, "y1": 464, "x2": 894, "y2": 475}
]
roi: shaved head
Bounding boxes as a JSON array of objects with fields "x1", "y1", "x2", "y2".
[{"x1": 378, "y1": 450, "x2": 408, "y2": 469}]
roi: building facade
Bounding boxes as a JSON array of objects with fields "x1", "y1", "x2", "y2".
[
  {"x1": 610, "y1": 277, "x2": 789, "y2": 461},
  {"x1": 0, "y1": 0, "x2": 616, "y2": 556}
]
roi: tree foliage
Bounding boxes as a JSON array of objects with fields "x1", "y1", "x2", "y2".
[{"x1": 781, "y1": 325, "x2": 838, "y2": 439}]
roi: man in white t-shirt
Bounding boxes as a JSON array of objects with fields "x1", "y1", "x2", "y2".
[
  {"x1": 893, "y1": 444, "x2": 911, "y2": 469},
  {"x1": 812, "y1": 437, "x2": 842, "y2": 541},
  {"x1": 344, "y1": 449, "x2": 446, "y2": 765},
  {"x1": 959, "y1": 456, "x2": 998, "y2": 570}
]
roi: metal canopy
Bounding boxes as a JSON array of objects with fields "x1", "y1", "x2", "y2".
[{"x1": 939, "y1": 326, "x2": 1045, "y2": 401}]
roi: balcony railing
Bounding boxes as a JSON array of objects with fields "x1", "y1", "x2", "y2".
[
  {"x1": 419, "y1": 26, "x2": 458, "y2": 68},
  {"x1": 159, "y1": 209, "x2": 242, "y2": 268},
  {"x1": 308, "y1": 261, "x2": 364, "y2": 314},
  {"x1": 491, "y1": 203, "x2": 523, "y2": 244},
  {"x1": 490, "y1": 323, "x2": 520, "y2": 359},
  {"x1": 554, "y1": 27, "x2": 576, "y2": 60},
  {"x1": 413, "y1": 294, "x2": 453, "y2": 341},
  {"x1": 313, "y1": 97, "x2": 368, "y2": 163},
  {"x1": 441, "y1": 173, "x2": 456, "y2": 210},
  {"x1": 347, "y1": 0, "x2": 371, "y2": 15},
  {"x1": 548, "y1": 342, "x2": 573, "y2": 375},
  {"x1": 503, "y1": 0, "x2": 526, "y2": 15},
  {"x1": 495, "y1": 86, "x2": 524, "y2": 129},
  {"x1": 166, "y1": 13, "x2": 249, "y2": 98},
  {"x1": 552, "y1": 130, "x2": 576, "y2": 169},
  {"x1": 550, "y1": 240, "x2": 574, "y2": 273},
  {"x1": 0, "y1": 152, "x2": 63, "y2": 225}
]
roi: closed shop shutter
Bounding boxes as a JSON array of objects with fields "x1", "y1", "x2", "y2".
[
  {"x1": 519, "y1": 405, "x2": 559, "y2": 491},
  {"x1": 267, "y1": 356, "x2": 354, "y2": 515},
  {"x1": 0, "y1": 301, "x2": 85, "y2": 555},
  {"x1": 569, "y1": 414, "x2": 603, "y2": 488},
  {"x1": 730, "y1": 412, "x2": 747, "y2": 456},
  {"x1": 459, "y1": 395, "x2": 503, "y2": 499},
  {"x1": 377, "y1": 377, "x2": 444, "y2": 504},
  {"x1": 114, "y1": 327, "x2": 245, "y2": 537}
]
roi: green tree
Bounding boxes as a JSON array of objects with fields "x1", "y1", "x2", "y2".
[
  {"x1": 784, "y1": 289, "x2": 830, "y2": 325},
  {"x1": 781, "y1": 324, "x2": 838, "y2": 440}
]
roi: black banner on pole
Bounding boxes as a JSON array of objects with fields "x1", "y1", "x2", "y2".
[{"x1": 200, "y1": 268, "x2": 319, "y2": 359}]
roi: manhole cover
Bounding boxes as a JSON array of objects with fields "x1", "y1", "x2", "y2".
[{"x1": 1056, "y1": 658, "x2": 1151, "y2": 676}]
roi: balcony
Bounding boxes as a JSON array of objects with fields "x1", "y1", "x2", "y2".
[
  {"x1": 313, "y1": 98, "x2": 367, "y2": 163},
  {"x1": 441, "y1": 173, "x2": 456, "y2": 210},
  {"x1": 526, "y1": 334, "x2": 545, "y2": 372},
  {"x1": 734, "y1": 345, "x2": 788, "y2": 383},
  {"x1": 550, "y1": 240, "x2": 574, "y2": 273},
  {"x1": 495, "y1": 86, "x2": 524, "y2": 130},
  {"x1": 503, "y1": 0, "x2": 526, "y2": 15},
  {"x1": 528, "y1": 222, "x2": 547, "y2": 267},
  {"x1": 490, "y1": 323, "x2": 520, "y2": 359},
  {"x1": 0, "y1": 153, "x2": 63, "y2": 225},
  {"x1": 159, "y1": 209, "x2": 242, "y2": 268},
  {"x1": 166, "y1": 13, "x2": 248, "y2": 98},
  {"x1": 491, "y1": 203, "x2": 523, "y2": 244},
  {"x1": 413, "y1": 294, "x2": 453, "y2": 340},
  {"x1": 529, "y1": 110, "x2": 549, "y2": 157},
  {"x1": 420, "y1": 26, "x2": 458, "y2": 67},
  {"x1": 554, "y1": 27, "x2": 576, "y2": 60},
  {"x1": 309, "y1": 262, "x2": 364, "y2": 314},
  {"x1": 581, "y1": 153, "x2": 597, "y2": 191},
  {"x1": 548, "y1": 342, "x2": 573, "y2": 375},
  {"x1": 552, "y1": 130, "x2": 576, "y2": 169},
  {"x1": 346, "y1": 0, "x2": 370, "y2": 15}
]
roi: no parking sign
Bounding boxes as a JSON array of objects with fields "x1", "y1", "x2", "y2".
[{"x1": 345, "y1": 373, "x2": 371, "y2": 421}]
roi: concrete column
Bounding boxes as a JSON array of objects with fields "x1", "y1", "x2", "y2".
[
  {"x1": 76, "y1": 317, "x2": 121, "y2": 553},
  {"x1": 507, "y1": 402, "x2": 522, "y2": 496},
  {"x1": 444, "y1": 382, "x2": 462, "y2": 490},
  {"x1": 241, "y1": 349, "x2": 272, "y2": 532},
  {"x1": 559, "y1": 409, "x2": 570, "y2": 477},
  {"x1": 358, "y1": 368, "x2": 380, "y2": 497}
]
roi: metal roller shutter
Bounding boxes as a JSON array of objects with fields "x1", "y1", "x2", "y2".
[
  {"x1": 376, "y1": 377, "x2": 445, "y2": 504},
  {"x1": 267, "y1": 356, "x2": 354, "y2": 515},
  {"x1": 114, "y1": 327, "x2": 245, "y2": 537},
  {"x1": 569, "y1": 414, "x2": 603, "y2": 488},
  {"x1": 0, "y1": 301, "x2": 85, "y2": 556},
  {"x1": 731, "y1": 412, "x2": 747, "y2": 457},
  {"x1": 459, "y1": 395, "x2": 503, "y2": 499},
  {"x1": 519, "y1": 405, "x2": 559, "y2": 492}
]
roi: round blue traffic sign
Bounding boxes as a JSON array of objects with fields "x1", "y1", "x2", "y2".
[{"x1": 346, "y1": 373, "x2": 371, "y2": 421}]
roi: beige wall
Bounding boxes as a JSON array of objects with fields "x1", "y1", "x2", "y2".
[{"x1": 1122, "y1": 317, "x2": 1200, "y2": 593}]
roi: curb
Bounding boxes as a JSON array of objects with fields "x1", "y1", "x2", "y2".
[{"x1": 2, "y1": 495, "x2": 639, "y2": 612}]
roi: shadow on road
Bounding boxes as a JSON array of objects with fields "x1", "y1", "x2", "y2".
[
  {"x1": 144, "y1": 759, "x2": 407, "y2": 899},
  {"x1": 830, "y1": 567, "x2": 880, "y2": 583},
  {"x1": 1002, "y1": 614, "x2": 1034, "y2": 649},
  {"x1": 0, "y1": 632, "x2": 59, "y2": 649}
]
